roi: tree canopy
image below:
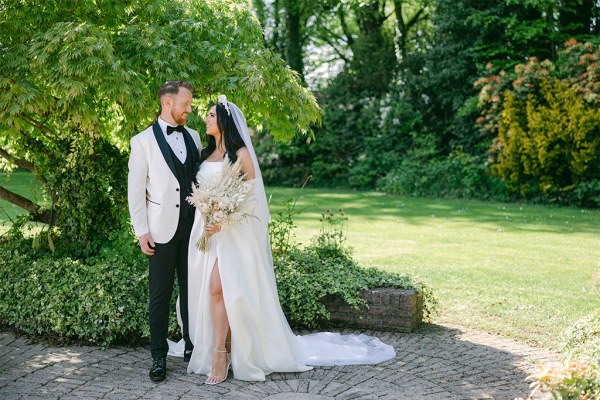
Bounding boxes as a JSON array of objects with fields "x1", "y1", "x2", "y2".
[
  {"x1": 0, "y1": 0, "x2": 320, "y2": 250},
  {"x1": 0, "y1": 0, "x2": 319, "y2": 141}
]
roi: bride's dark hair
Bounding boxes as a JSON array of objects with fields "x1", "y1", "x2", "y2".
[{"x1": 199, "y1": 102, "x2": 246, "y2": 164}]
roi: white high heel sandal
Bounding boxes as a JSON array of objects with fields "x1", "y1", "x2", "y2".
[{"x1": 205, "y1": 348, "x2": 231, "y2": 385}]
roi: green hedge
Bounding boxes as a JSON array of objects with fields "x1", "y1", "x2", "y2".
[
  {"x1": 0, "y1": 237, "x2": 150, "y2": 347},
  {"x1": 377, "y1": 147, "x2": 508, "y2": 201},
  {"x1": 0, "y1": 231, "x2": 434, "y2": 346}
]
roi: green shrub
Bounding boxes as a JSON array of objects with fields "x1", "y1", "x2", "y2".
[
  {"x1": 274, "y1": 245, "x2": 436, "y2": 328},
  {"x1": 563, "y1": 311, "x2": 600, "y2": 367},
  {"x1": 494, "y1": 80, "x2": 600, "y2": 205},
  {"x1": 271, "y1": 201, "x2": 436, "y2": 327},
  {"x1": 377, "y1": 143, "x2": 508, "y2": 200},
  {"x1": 476, "y1": 40, "x2": 600, "y2": 207},
  {"x1": 530, "y1": 360, "x2": 600, "y2": 400},
  {"x1": 0, "y1": 230, "x2": 434, "y2": 345},
  {"x1": 569, "y1": 179, "x2": 600, "y2": 209},
  {"x1": 270, "y1": 198, "x2": 301, "y2": 254},
  {"x1": 0, "y1": 234, "x2": 150, "y2": 347},
  {"x1": 311, "y1": 208, "x2": 350, "y2": 259},
  {"x1": 1, "y1": 194, "x2": 436, "y2": 346},
  {"x1": 476, "y1": 40, "x2": 599, "y2": 153}
]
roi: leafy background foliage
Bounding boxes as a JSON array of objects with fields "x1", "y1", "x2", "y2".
[{"x1": 256, "y1": 1, "x2": 599, "y2": 209}]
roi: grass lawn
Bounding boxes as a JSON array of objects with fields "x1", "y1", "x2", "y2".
[
  {"x1": 266, "y1": 187, "x2": 600, "y2": 351},
  {"x1": 2, "y1": 171, "x2": 599, "y2": 350}
]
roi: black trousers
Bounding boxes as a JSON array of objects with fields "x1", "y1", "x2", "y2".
[{"x1": 148, "y1": 216, "x2": 194, "y2": 359}]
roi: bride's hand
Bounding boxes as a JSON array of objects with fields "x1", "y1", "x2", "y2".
[{"x1": 204, "y1": 225, "x2": 221, "y2": 236}]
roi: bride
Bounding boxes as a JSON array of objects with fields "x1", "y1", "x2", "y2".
[{"x1": 169, "y1": 95, "x2": 395, "y2": 384}]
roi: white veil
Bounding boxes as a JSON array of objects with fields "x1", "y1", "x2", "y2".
[
  {"x1": 227, "y1": 101, "x2": 271, "y2": 238},
  {"x1": 225, "y1": 100, "x2": 396, "y2": 368}
]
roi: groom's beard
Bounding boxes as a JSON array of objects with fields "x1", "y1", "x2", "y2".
[{"x1": 172, "y1": 110, "x2": 188, "y2": 126}]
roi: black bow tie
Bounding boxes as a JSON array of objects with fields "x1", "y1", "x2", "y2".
[{"x1": 166, "y1": 125, "x2": 185, "y2": 135}]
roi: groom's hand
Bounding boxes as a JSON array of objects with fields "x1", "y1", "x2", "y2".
[{"x1": 138, "y1": 233, "x2": 156, "y2": 256}]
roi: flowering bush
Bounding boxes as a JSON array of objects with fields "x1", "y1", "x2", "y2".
[
  {"x1": 473, "y1": 39, "x2": 600, "y2": 206},
  {"x1": 475, "y1": 58, "x2": 554, "y2": 148},
  {"x1": 563, "y1": 311, "x2": 600, "y2": 368},
  {"x1": 476, "y1": 39, "x2": 598, "y2": 146},
  {"x1": 559, "y1": 39, "x2": 599, "y2": 105},
  {"x1": 529, "y1": 361, "x2": 600, "y2": 400},
  {"x1": 528, "y1": 311, "x2": 600, "y2": 399}
]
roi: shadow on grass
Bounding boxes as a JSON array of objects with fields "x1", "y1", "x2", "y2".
[{"x1": 268, "y1": 187, "x2": 600, "y2": 235}]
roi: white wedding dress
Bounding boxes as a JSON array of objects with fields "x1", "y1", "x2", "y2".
[{"x1": 168, "y1": 101, "x2": 394, "y2": 382}]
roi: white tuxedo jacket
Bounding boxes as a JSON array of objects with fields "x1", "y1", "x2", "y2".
[{"x1": 128, "y1": 122, "x2": 201, "y2": 244}]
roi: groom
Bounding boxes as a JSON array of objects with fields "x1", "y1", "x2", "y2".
[{"x1": 128, "y1": 80, "x2": 201, "y2": 382}]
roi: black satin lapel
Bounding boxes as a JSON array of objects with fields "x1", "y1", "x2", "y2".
[{"x1": 152, "y1": 121, "x2": 177, "y2": 179}]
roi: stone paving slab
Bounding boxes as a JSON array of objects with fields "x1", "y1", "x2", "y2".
[{"x1": 0, "y1": 324, "x2": 559, "y2": 400}]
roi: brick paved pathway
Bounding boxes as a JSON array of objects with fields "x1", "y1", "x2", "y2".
[{"x1": 0, "y1": 324, "x2": 559, "y2": 400}]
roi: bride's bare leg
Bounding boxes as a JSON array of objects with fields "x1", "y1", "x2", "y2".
[{"x1": 207, "y1": 259, "x2": 230, "y2": 384}]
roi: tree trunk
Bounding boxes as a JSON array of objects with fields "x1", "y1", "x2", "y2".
[
  {"x1": 394, "y1": 0, "x2": 407, "y2": 54},
  {"x1": 355, "y1": 0, "x2": 386, "y2": 34},
  {"x1": 393, "y1": 0, "x2": 428, "y2": 60},
  {"x1": 337, "y1": 5, "x2": 354, "y2": 47},
  {"x1": 0, "y1": 185, "x2": 52, "y2": 224},
  {"x1": 285, "y1": 0, "x2": 305, "y2": 82},
  {"x1": 350, "y1": 0, "x2": 396, "y2": 93},
  {"x1": 272, "y1": 0, "x2": 283, "y2": 55},
  {"x1": 253, "y1": 0, "x2": 266, "y2": 26}
]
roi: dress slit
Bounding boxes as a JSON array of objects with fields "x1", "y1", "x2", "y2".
[{"x1": 208, "y1": 256, "x2": 229, "y2": 324}]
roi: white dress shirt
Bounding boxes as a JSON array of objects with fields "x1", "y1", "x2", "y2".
[{"x1": 157, "y1": 117, "x2": 187, "y2": 164}]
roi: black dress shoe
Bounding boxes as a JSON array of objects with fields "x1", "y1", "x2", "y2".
[
  {"x1": 184, "y1": 349, "x2": 193, "y2": 362},
  {"x1": 149, "y1": 357, "x2": 166, "y2": 382}
]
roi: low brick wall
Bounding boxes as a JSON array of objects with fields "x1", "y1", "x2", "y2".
[{"x1": 320, "y1": 288, "x2": 422, "y2": 332}]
